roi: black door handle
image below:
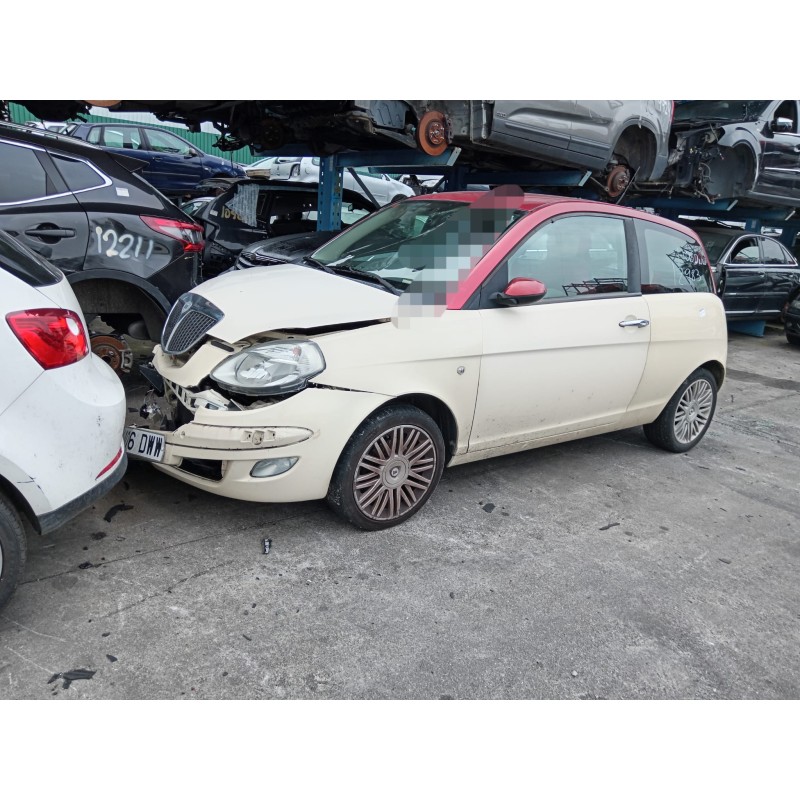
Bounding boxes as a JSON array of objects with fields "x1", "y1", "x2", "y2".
[{"x1": 25, "y1": 227, "x2": 75, "y2": 239}]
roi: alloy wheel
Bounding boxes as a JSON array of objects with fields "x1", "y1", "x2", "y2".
[
  {"x1": 353, "y1": 425, "x2": 437, "y2": 521},
  {"x1": 674, "y1": 378, "x2": 714, "y2": 444}
]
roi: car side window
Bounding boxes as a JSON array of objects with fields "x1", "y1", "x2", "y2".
[
  {"x1": 51, "y1": 154, "x2": 106, "y2": 193},
  {"x1": 144, "y1": 129, "x2": 193, "y2": 155},
  {"x1": 729, "y1": 238, "x2": 761, "y2": 265},
  {"x1": 0, "y1": 142, "x2": 50, "y2": 203},
  {"x1": 638, "y1": 221, "x2": 712, "y2": 293},
  {"x1": 506, "y1": 215, "x2": 628, "y2": 298},
  {"x1": 87, "y1": 127, "x2": 102, "y2": 144},
  {"x1": 101, "y1": 126, "x2": 144, "y2": 150},
  {"x1": 760, "y1": 237, "x2": 793, "y2": 265}
]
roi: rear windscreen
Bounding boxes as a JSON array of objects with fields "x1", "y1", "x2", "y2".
[{"x1": 0, "y1": 231, "x2": 61, "y2": 286}]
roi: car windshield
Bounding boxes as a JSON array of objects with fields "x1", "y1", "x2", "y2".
[
  {"x1": 311, "y1": 197, "x2": 526, "y2": 291},
  {"x1": 674, "y1": 101, "x2": 771, "y2": 123},
  {"x1": 693, "y1": 229, "x2": 741, "y2": 262}
]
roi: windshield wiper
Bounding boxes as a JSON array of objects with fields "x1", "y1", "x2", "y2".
[
  {"x1": 327, "y1": 265, "x2": 402, "y2": 295},
  {"x1": 302, "y1": 255, "x2": 334, "y2": 274}
]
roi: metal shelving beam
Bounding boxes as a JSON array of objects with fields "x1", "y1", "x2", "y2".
[{"x1": 316, "y1": 148, "x2": 461, "y2": 231}]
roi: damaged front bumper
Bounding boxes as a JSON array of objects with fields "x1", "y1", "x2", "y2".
[{"x1": 131, "y1": 346, "x2": 391, "y2": 503}]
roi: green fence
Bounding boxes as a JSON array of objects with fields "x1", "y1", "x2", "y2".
[{"x1": 7, "y1": 102, "x2": 259, "y2": 165}]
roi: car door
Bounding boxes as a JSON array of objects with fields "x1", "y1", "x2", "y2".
[
  {"x1": 469, "y1": 213, "x2": 650, "y2": 452},
  {"x1": 0, "y1": 139, "x2": 89, "y2": 275},
  {"x1": 757, "y1": 236, "x2": 800, "y2": 317},
  {"x1": 490, "y1": 101, "x2": 576, "y2": 158},
  {"x1": 569, "y1": 101, "x2": 630, "y2": 164},
  {"x1": 717, "y1": 235, "x2": 767, "y2": 316},
  {"x1": 141, "y1": 128, "x2": 204, "y2": 194},
  {"x1": 756, "y1": 101, "x2": 800, "y2": 198}
]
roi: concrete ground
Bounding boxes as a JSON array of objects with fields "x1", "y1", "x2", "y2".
[{"x1": 1, "y1": 327, "x2": 798, "y2": 700}]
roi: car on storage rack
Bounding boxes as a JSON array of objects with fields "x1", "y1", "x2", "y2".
[
  {"x1": 0, "y1": 122, "x2": 203, "y2": 371},
  {"x1": 89, "y1": 101, "x2": 673, "y2": 201},
  {"x1": 192, "y1": 178, "x2": 377, "y2": 276},
  {"x1": 127, "y1": 188, "x2": 727, "y2": 531},
  {"x1": 650, "y1": 101, "x2": 800, "y2": 207},
  {"x1": 0, "y1": 230, "x2": 126, "y2": 609},
  {"x1": 269, "y1": 157, "x2": 415, "y2": 205},
  {"x1": 686, "y1": 223, "x2": 800, "y2": 320},
  {"x1": 66, "y1": 122, "x2": 247, "y2": 199}
]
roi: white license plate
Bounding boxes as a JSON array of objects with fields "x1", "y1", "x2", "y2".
[{"x1": 125, "y1": 427, "x2": 166, "y2": 462}]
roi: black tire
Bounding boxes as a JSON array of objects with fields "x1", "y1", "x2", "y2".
[
  {"x1": 643, "y1": 368, "x2": 718, "y2": 453},
  {"x1": 0, "y1": 493, "x2": 27, "y2": 610},
  {"x1": 327, "y1": 404, "x2": 445, "y2": 530},
  {"x1": 787, "y1": 332, "x2": 800, "y2": 346}
]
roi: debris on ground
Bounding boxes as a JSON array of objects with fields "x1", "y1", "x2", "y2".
[
  {"x1": 599, "y1": 522, "x2": 620, "y2": 531},
  {"x1": 47, "y1": 669, "x2": 96, "y2": 689},
  {"x1": 104, "y1": 503, "x2": 134, "y2": 523},
  {"x1": 91, "y1": 531, "x2": 107, "y2": 541},
  {"x1": 106, "y1": 655, "x2": 118, "y2": 663},
  {"x1": 263, "y1": 538, "x2": 272, "y2": 555},
  {"x1": 78, "y1": 562, "x2": 94, "y2": 570},
  {"x1": 483, "y1": 503, "x2": 495, "y2": 513}
]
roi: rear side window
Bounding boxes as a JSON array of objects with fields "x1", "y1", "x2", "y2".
[
  {"x1": 761, "y1": 236, "x2": 794, "y2": 265},
  {"x1": 87, "y1": 127, "x2": 102, "y2": 144},
  {"x1": 51, "y1": 154, "x2": 107, "y2": 192},
  {"x1": 0, "y1": 142, "x2": 49, "y2": 203},
  {"x1": 638, "y1": 222, "x2": 712, "y2": 293},
  {"x1": 0, "y1": 231, "x2": 61, "y2": 286},
  {"x1": 101, "y1": 126, "x2": 144, "y2": 150}
]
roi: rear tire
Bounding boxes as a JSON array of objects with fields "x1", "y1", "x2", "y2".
[
  {"x1": 787, "y1": 332, "x2": 800, "y2": 346},
  {"x1": 0, "y1": 493, "x2": 27, "y2": 610},
  {"x1": 327, "y1": 404, "x2": 445, "y2": 530},
  {"x1": 643, "y1": 368, "x2": 718, "y2": 453}
]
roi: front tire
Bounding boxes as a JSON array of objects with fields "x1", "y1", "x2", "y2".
[
  {"x1": 0, "y1": 493, "x2": 27, "y2": 610},
  {"x1": 643, "y1": 368, "x2": 718, "y2": 453},
  {"x1": 327, "y1": 404, "x2": 445, "y2": 530}
]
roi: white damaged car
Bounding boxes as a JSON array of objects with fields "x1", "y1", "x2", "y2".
[
  {"x1": 128, "y1": 190, "x2": 727, "y2": 530},
  {"x1": 1, "y1": 232, "x2": 126, "y2": 608}
]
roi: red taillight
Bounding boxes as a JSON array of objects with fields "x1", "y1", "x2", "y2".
[
  {"x1": 141, "y1": 215, "x2": 204, "y2": 253},
  {"x1": 6, "y1": 309, "x2": 89, "y2": 370},
  {"x1": 96, "y1": 446, "x2": 123, "y2": 479}
]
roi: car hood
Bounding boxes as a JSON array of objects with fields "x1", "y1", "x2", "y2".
[
  {"x1": 245, "y1": 231, "x2": 340, "y2": 263},
  {"x1": 192, "y1": 262, "x2": 397, "y2": 342}
]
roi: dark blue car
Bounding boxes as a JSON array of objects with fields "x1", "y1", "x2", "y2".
[{"x1": 67, "y1": 122, "x2": 246, "y2": 199}]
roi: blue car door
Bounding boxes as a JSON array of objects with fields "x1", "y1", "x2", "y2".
[{"x1": 141, "y1": 128, "x2": 205, "y2": 196}]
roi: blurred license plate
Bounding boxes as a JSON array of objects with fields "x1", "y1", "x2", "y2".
[{"x1": 125, "y1": 427, "x2": 165, "y2": 462}]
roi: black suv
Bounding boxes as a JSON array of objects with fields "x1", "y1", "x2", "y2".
[{"x1": 0, "y1": 123, "x2": 202, "y2": 369}]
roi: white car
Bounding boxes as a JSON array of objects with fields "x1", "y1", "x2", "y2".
[
  {"x1": 0, "y1": 232, "x2": 127, "y2": 609},
  {"x1": 244, "y1": 156, "x2": 278, "y2": 178},
  {"x1": 270, "y1": 157, "x2": 415, "y2": 205},
  {"x1": 129, "y1": 190, "x2": 727, "y2": 530}
]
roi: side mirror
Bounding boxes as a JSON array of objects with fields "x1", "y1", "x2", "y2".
[
  {"x1": 771, "y1": 116, "x2": 793, "y2": 133},
  {"x1": 185, "y1": 148, "x2": 200, "y2": 158},
  {"x1": 491, "y1": 277, "x2": 547, "y2": 307}
]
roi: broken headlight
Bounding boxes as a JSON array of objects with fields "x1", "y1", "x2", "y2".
[{"x1": 210, "y1": 340, "x2": 325, "y2": 396}]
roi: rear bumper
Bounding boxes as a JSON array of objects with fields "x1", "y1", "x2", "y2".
[{"x1": 37, "y1": 452, "x2": 127, "y2": 534}]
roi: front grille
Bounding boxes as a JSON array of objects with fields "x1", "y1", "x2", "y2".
[{"x1": 162, "y1": 293, "x2": 224, "y2": 355}]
